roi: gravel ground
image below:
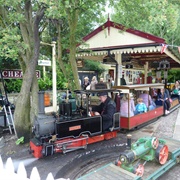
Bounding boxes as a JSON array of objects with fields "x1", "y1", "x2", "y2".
[
  {"x1": 153, "y1": 109, "x2": 178, "y2": 139},
  {"x1": 153, "y1": 108, "x2": 180, "y2": 180}
]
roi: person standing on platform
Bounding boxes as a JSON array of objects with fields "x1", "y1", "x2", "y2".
[
  {"x1": 90, "y1": 76, "x2": 98, "y2": 90},
  {"x1": 82, "y1": 77, "x2": 90, "y2": 90},
  {"x1": 90, "y1": 76, "x2": 98, "y2": 96},
  {"x1": 120, "y1": 75, "x2": 126, "y2": 85},
  {"x1": 171, "y1": 80, "x2": 180, "y2": 102},
  {"x1": 156, "y1": 88, "x2": 171, "y2": 114}
]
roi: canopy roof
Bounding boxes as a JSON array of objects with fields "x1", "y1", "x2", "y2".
[{"x1": 77, "y1": 19, "x2": 180, "y2": 69}]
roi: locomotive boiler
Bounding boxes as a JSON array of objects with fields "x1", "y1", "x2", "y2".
[{"x1": 29, "y1": 90, "x2": 121, "y2": 158}]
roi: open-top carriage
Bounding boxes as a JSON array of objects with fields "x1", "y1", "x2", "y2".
[{"x1": 113, "y1": 83, "x2": 180, "y2": 130}]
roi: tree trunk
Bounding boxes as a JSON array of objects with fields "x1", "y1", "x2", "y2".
[
  {"x1": 67, "y1": 7, "x2": 81, "y2": 90},
  {"x1": 57, "y1": 24, "x2": 67, "y2": 78},
  {"x1": 14, "y1": 2, "x2": 45, "y2": 142},
  {"x1": 14, "y1": 82, "x2": 31, "y2": 140},
  {"x1": 30, "y1": 75, "x2": 39, "y2": 124}
]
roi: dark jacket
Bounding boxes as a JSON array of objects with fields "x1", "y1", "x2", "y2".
[
  {"x1": 82, "y1": 81, "x2": 90, "y2": 90},
  {"x1": 92, "y1": 96, "x2": 116, "y2": 131},
  {"x1": 120, "y1": 78, "x2": 126, "y2": 85}
]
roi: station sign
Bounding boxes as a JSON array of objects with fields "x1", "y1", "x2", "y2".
[
  {"x1": 38, "y1": 60, "x2": 51, "y2": 66},
  {"x1": 2, "y1": 69, "x2": 41, "y2": 79}
]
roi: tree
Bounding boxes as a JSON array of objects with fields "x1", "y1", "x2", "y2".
[
  {"x1": 0, "y1": 0, "x2": 46, "y2": 140},
  {"x1": 46, "y1": 0, "x2": 107, "y2": 90},
  {"x1": 0, "y1": 0, "x2": 107, "y2": 141},
  {"x1": 111, "y1": 0, "x2": 180, "y2": 46},
  {"x1": 168, "y1": 69, "x2": 180, "y2": 83}
]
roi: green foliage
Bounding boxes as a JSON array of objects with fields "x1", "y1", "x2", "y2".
[
  {"x1": 38, "y1": 76, "x2": 52, "y2": 91},
  {"x1": 168, "y1": 69, "x2": 180, "y2": 82},
  {"x1": 5, "y1": 79, "x2": 22, "y2": 93},
  {"x1": 38, "y1": 68, "x2": 67, "y2": 91},
  {"x1": 0, "y1": 57, "x2": 20, "y2": 69},
  {"x1": 56, "y1": 69, "x2": 67, "y2": 90},
  {"x1": 111, "y1": 0, "x2": 180, "y2": 59},
  {"x1": 83, "y1": 60, "x2": 106, "y2": 75}
]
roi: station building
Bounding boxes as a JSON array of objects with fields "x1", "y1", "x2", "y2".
[{"x1": 76, "y1": 18, "x2": 180, "y2": 86}]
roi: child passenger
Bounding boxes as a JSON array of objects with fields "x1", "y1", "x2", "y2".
[{"x1": 134, "y1": 98, "x2": 147, "y2": 115}]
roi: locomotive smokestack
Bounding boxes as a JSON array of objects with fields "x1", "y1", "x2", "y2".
[
  {"x1": 38, "y1": 91, "x2": 45, "y2": 114},
  {"x1": 127, "y1": 134, "x2": 132, "y2": 149}
]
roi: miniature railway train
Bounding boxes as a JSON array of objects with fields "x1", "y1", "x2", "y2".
[{"x1": 29, "y1": 83, "x2": 180, "y2": 158}]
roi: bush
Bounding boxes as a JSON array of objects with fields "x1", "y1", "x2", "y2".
[
  {"x1": 38, "y1": 76, "x2": 52, "y2": 91},
  {"x1": 4, "y1": 79, "x2": 22, "y2": 93}
]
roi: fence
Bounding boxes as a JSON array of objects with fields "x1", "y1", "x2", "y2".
[{"x1": 0, "y1": 156, "x2": 69, "y2": 180}]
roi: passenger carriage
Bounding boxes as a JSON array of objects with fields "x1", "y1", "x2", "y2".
[{"x1": 113, "y1": 83, "x2": 180, "y2": 130}]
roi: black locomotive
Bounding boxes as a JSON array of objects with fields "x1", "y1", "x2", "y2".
[{"x1": 29, "y1": 89, "x2": 121, "y2": 158}]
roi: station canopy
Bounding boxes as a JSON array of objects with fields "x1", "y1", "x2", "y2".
[{"x1": 77, "y1": 18, "x2": 180, "y2": 69}]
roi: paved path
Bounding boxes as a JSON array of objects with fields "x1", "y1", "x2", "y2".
[{"x1": 173, "y1": 108, "x2": 180, "y2": 140}]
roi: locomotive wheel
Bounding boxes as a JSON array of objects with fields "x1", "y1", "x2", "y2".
[
  {"x1": 151, "y1": 137, "x2": 159, "y2": 149},
  {"x1": 155, "y1": 144, "x2": 169, "y2": 165},
  {"x1": 135, "y1": 164, "x2": 144, "y2": 177}
]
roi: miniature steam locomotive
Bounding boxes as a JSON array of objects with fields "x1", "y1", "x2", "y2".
[{"x1": 29, "y1": 89, "x2": 121, "y2": 158}]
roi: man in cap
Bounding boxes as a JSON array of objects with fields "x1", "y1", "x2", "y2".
[{"x1": 91, "y1": 91, "x2": 116, "y2": 131}]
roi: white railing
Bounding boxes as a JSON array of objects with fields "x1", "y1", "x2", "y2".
[{"x1": 0, "y1": 156, "x2": 69, "y2": 180}]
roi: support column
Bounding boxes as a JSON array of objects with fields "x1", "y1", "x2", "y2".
[
  {"x1": 38, "y1": 91, "x2": 45, "y2": 114},
  {"x1": 115, "y1": 53, "x2": 122, "y2": 86},
  {"x1": 52, "y1": 41, "x2": 57, "y2": 112},
  {"x1": 43, "y1": 66, "x2": 46, "y2": 80},
  {"x1": 144, "y1": 62, "x2": 148, "y2": 84}
]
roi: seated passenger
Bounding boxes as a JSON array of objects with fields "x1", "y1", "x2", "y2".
[
  {"x1": 149, "y1": 100, "x2": 156, "y2": 111},
  {"x1": 171, "y1": 81, "x2": 180, "y2": 102},
  {"x1": 134, "y1": 98, "x2": 147, "y2": 115},
  {"x1": 91, "y1": 91, "x2": 116, "y2": 131},
  {"x1": 156, "y1": 88, "x2": 170, "y2": 114},
  {"x1": 139, "y1": 91, "x2": 151, "y2": 107},
  {"x1": 139, "y1": 90, "x2": 156, "y2": 110},
  {"x1": 120, "y1": 94, "x2": 135, "y2": 117}
]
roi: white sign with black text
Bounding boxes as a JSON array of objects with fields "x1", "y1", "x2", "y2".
[{"x1": 38, "y1": 60, "x2": 51, "y2": 66}]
